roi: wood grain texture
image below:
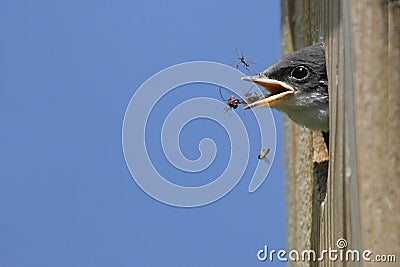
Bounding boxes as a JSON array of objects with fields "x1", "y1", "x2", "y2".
[{"x1": 281, "y1": 0, "x2": 399, "y2": 266}]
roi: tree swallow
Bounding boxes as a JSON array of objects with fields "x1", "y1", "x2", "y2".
[{"x1": 241, "y1": 43, "x2": 329, "y2": 148}]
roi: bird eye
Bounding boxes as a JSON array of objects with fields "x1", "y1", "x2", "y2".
[{"x1": 291, "y1": 66, "x2": 309, "y2": 80}]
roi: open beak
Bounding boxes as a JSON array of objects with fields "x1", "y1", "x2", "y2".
[{"x1": 241, "y1": 76, "x2": 294, "y2": 109}]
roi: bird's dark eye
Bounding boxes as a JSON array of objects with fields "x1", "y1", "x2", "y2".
[{"x1": 291, "y1": 66, "x2": 309, "y2": 80}]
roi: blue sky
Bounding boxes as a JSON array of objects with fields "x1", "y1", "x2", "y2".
[{"x1": 0, "y1": 1, "x2": 287, "y2": 266}]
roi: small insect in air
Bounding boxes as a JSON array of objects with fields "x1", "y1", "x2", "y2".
[
  {"x1": 258, "y1": 148, "x2": 271, "y2": 161},
  {"x1": 225, "y1": 95, "x2": 244, "y2": 111},
  {"x1": 235, "y1": 48, "x2": 255, "y2": 73},
  {"x1": 219, "y1": 86, "x2": 246, "y2": 113},
  {"x1": 219, "y1": 86, "x2": 266, "y2": 113}
]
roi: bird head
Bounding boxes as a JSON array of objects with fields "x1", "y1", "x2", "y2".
[{"x1": 241, "y1": 43, "x2": 329, "y2": 132}]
